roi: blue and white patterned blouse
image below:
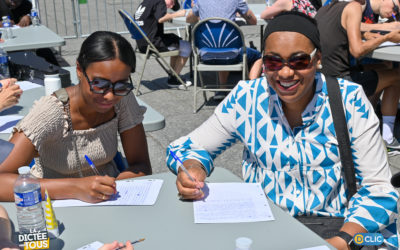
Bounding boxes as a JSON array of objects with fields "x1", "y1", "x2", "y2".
[{"x1": 166, "y1": 72, "x2": 399, "y2": 248}]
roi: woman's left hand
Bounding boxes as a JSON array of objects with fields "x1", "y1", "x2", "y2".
[{"x1": 0, "y1": 83, "x2": 22, "y2": 112}]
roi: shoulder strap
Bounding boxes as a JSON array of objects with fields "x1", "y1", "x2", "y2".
[
  {"x1": 325, "y1": 76, "x2": 357, "y2": 200},
  {"x1": 54, "y1": 88, "x2": 69, "y2": 104}
]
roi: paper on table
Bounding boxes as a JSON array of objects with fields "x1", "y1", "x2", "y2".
[
  {"x1": 193, "y1": 182, "x2": 274, "y2": 223},
  {"x1": 0, "y1": 115, "x2": 23, "y2": 133},
  {"x1": 378, "y1": 41, "x2": 400, "y2": 48},
  {"x1": 17, "y1": 81, "x2": 42, "y2": 91},
  {"x1": 76, "y1": 241, "x2": 104, "y2": 250},
  {"x1": 297, "y1": 245, "x2": 330, "y2": 250},
  {"x1": 52, "y1": 179, "x2": 163, "y2": 207}
]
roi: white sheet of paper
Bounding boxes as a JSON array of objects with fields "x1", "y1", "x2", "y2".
[
  {"x1": 52, "y1": 179, "x2": 163, "y2": 207},
  {"x1": 0, "y1": 115, "x2": 23, "y2": 133},
  {"x1": 193, "y1": 182, "x2": 274, "y2": 223},
  {"x1": 378, "y1": 41, "x2": 400, "y2": 48},
  {"x1": 297, "y1": 245, "x2": 330, "y2": 250},
  {"x1": 17, "y1": 81, "x2": 42, "y2": 91},
  {"x1": 76, "y1": 241, "x2": 104, "y2": 250}
]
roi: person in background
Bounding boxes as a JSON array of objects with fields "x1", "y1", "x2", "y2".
[
  {"x1": 186, "y1": 0, "x2": 263, "y2": 100},
  {"x1": 0, "y1": 78, "x2": 22, "y2": 113},
  {"x1": 134, "y1": 0, "x2": 191, "y2": 88},
  {"x1": 316, "y1": 0, "x2": 400, "y2": 155},
  {"x1": 0, "y1": 0, "x2": 60, "y2": 66},
  {"x1": 260, "y1": 0, "x2": 319, "y2": 20},
  {"x1": 0, "y1": 31, "x2": 152, "y2": 203},
  {"x1": 360, "y1": 0, "x2": 400, "y2": 31},
  {"x1": 0, "y1": 205, "x2": 19, "y2": 250},
  {"x1": 167, "y1": 12, "x2": 398, "y2": 249},
  {"x1": 0, "y1": 0, "x2": 31, "y2": 27}
]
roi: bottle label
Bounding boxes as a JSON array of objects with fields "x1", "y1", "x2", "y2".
[{"x1": 15, "y1": 188, "x2": 42, "y2": 207}]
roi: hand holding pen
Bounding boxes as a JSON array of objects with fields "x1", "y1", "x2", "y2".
[
  {"x1": 170, "y1": 151, "x2": 206, "y2": 200},
  {"x1": 82, "y1": 155, "x2": 117, "y2": 202}
]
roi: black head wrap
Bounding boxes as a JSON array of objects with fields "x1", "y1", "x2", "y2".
[{"x1": 263, "y1": 11, "x2": 320, "y2": 51}]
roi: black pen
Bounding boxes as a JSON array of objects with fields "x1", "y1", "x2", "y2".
[{"x1": 115, "y1": 238, "x2": 145, "y2": 250}]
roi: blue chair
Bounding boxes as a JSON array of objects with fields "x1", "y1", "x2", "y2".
[
  {"x1": 181, "y1": 0, "x2": 192, "y2": 9},
  {"x1": 191, "y1": 17, "x2": 248, "y2": 113},
  {"x1": 118, "y1": 9, "x2": 188, "y2": 95}
]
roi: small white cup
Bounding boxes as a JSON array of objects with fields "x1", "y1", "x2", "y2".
[{"x1": 44, "y1": 76, "x2": 61, "y2": 96}]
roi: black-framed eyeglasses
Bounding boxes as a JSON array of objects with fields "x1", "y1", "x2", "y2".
[
  {"x1": 263, "y1": 48, "x2": 317, "y2": 71},
  {"x1": 83, "y1": 71, "x2": 134, "y2": 96},
  {"x1": 392, "y1": 0, "x2": 399, "y2": 18}
]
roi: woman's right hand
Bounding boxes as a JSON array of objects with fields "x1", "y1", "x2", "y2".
[
  {"x1": 176, "y1": 161, "x2": 207, "y2": 200},
  {"x1": 0, "y1": 82, "x2": 22, "y2": 112},
  {"x1": 75, "y1": 175, "x2": 117, "y2": 203}
]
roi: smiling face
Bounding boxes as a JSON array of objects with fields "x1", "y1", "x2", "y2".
[
  {"x1": 263, "y1": 32, "x2": 320, "y2": 111},
  {"x1": 77, "y1": 59, "x2": 131, "y2": 114}
]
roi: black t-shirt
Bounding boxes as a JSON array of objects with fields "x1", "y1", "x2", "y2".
[
  {"x1": 0, "y1": 0, "x2": 32, "y2": 24},
  {"x1": 134, "y1": 0, "x2": 166, "y2": 50},
  {"x1": 11, "y1": 0, "x2": 32, "y2": 24}
]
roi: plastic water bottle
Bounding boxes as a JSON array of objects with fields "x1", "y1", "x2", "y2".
[
  {"x1": 14, "y1": 166, "x2": 46, "y2": 234},
  {"x1": 0, "y1": 47, "x2": 10, "y2": 79},
  {"x1": 235, "y1": 237, "x2": 253, "y2": 250},
  {"x1": 2, "y1": 16, "x2": 12, "y2": 39},
  {"x1": 31, "y1": 8, "x2": 40, "y2": 26}
]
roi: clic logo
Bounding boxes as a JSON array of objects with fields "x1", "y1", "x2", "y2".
[{"x1": 353, "y1": 233, "x2": 384, "y2": 246}]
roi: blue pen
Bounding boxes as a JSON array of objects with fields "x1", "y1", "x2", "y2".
[
  {"x1": 84, "y1": 154, "x2": 101, "y2": 175},
  {"x1": 170, "y1": 151, "x2": 196, "y2": 182}
]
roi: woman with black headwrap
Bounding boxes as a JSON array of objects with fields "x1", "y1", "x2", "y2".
[{"x1": 166, "y1": 11, "x2": 398, "y2": 250}]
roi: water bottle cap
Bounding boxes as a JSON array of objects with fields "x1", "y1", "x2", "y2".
[
  {"x1": 18, "y1": 166, "x2": 31, "y2": 175},
  {"x1": 235, "y1": 237, "x2": 252, "y2": 249}
]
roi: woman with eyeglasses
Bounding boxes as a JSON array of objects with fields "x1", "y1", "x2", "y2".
[
  {"x1": 0, "y1": 31, "x2": 152, "y2": 203},
  {"x1": 166, "y1": 12, "x2": 398, "y2": 249}
]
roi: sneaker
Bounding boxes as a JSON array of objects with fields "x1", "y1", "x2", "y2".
[
  {"x1": 167, "y1": 75, "x2": 180, "y2": 88},
  {"x1": 213, "y1": 91, "x2": 228, "y2": 100},
  {"x1": 385, "y1": 137, "x2": 400, "y2": 156}
]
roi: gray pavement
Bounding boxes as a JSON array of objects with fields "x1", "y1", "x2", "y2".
[{"x1": 53, "y1": 1, "x2": 400, "y2": 180}]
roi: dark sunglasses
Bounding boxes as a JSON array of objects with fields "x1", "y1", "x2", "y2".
[
  {"x1": 83, "y1": 71, "x2": 134, "y2": 96},
  {"x1": 263, "y1": 48, "x2": 317, "y2": 71}
]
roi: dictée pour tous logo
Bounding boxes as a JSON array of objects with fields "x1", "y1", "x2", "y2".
[
  {"x1": 18, "y1": 229, "x2": 49, "y2": 250},
  {"x1": 353, "y1": 233, "x2": 384, "y2": 246}
]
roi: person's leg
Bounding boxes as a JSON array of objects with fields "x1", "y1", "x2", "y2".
[
  {"x1": 350, "y1": 69, "x2": 400, "y2": 148},
  {"x1": 376, "y1": 69, "x2": 400, "y2": 146},
  {"x1": 218, "y1": 71, "x2": 229, "y2": 88},
  {"x1": 172, "y1": 56, "x2": 189, "y2": 76},
  {"x1": 170, "y1": 56, "x2": 178, "y2": 71}
]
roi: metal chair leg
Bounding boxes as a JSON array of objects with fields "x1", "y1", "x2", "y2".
[
  {"x1": 193, "y1": 66, "x2": 198, "y2": 113},
  {"x1": 135, "y1": 48, "x2": 150, "y2": 96}
]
